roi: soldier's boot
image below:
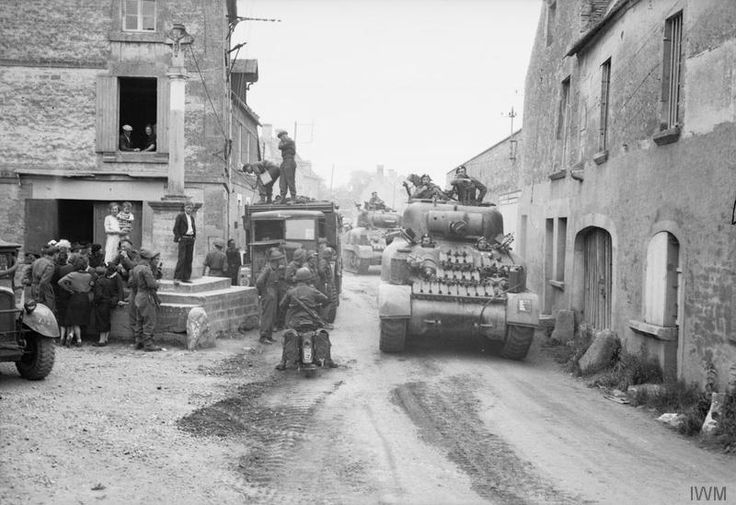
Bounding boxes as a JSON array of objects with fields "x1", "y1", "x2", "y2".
[
  {"x1": 276, "y1": 330, "x2": 299, "y2": 370},
  {"x1": 142, "y1": 335, "x2": 162, "y2": 352}
]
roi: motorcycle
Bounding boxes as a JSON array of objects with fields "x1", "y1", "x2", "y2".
[{"x1": 279, "y1": 325, "x2": 337, "y2": 377}]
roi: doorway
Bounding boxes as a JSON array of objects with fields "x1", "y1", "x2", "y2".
[{"x1": 582, "y1": 227, "x2": 612, "y2": 330}]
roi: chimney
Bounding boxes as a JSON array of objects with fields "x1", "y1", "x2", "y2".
[{"x1": 376, "y1": 164, "x2": 384, "y2": 177}]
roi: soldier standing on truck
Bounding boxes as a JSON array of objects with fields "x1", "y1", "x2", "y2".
[
  {"x1": 447, "y1": 165, "x2": 487, "y2": 205},
  {"x1": 242, "y1": 160, "x2": 281, "y2": 204},
  {"x1": 256, "y1": 248, "x2": 284, "y2": 345},
  {"x1": 277, "y1": 130, "x2": 297, "y2": 202}
]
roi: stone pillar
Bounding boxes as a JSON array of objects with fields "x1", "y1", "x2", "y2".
[{"x1": 166, "y1": 60, "x2": 188, "y2": 197}]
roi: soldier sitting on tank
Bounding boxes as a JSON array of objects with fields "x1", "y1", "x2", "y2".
[
  {"x1": 366, "y1": 191, "x2": 387, "y2": 211},
  {"x1": 275, "y1": 267, "x2": 338, "y2": 370},
  {"x1": 408, "y1": 174, "x2": 448, "y2": 200},
  {"x1": 446, "y1": 165, "x2": 487, "y2": 205}
]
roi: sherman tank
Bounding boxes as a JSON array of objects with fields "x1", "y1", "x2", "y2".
[
  {"x1": 342, "y1": 208, "x2": 401, "y2": 274},
  {"x1": 377, "y1": 200, "x2": 539, "y2": 359}
]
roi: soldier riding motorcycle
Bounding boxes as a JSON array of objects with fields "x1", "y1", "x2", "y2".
[{"x1": 276, "y1": 267, "x2": 338, "y2": 375}]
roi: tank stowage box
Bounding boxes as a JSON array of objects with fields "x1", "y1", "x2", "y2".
[{"x1": 377, "y1": 201, "x2": 539, "y2": 359}]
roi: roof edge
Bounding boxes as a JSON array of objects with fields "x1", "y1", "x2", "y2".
[{"x1": 566, "y1": 0, "x2": 633, "y2": 57}]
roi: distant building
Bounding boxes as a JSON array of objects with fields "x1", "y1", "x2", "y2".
[
  {"x1": 0, "y1": 0, "x2": 260, "y2": 276},
  {"x1": 446, "y1": 130, "x2": 522, "y2": 237},
  {"x1": 519, "y1": 0, "x2": 736, "y2": 388}
]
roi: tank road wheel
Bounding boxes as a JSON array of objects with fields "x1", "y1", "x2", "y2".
[
  {"x1": 379, "y1": 318, "x2": 406, "y2": 353},
  {"x1": 358, "y1": 258, "x2": 371, "y2": 274},
  {"x1": 501, "y1": 325, "x2": 534, "y2": 360},
  {"x1": 16, "y1": 334, "x2": 56, "y2": 380}
]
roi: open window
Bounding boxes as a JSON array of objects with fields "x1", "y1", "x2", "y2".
[{"x1": 96, "y1": 76, "x2": 168, "y2": 155}]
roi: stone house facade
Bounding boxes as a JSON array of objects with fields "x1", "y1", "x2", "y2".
[
  {"x1": 445, "y1": 130, "x2": 523, "y2": 237},
  {"x1": 0, "y1": 0, "x2": 261, "y2": 278},
  {"x1": 519, "y1": 0, "x2": 736, "y2": 389}
]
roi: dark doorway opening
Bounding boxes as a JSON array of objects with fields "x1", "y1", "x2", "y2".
[
  {"x1": 58, "y1": 200, "x2": 95, "y2": 245},
  {"x1": 119, "y1": 77, "x2": 157, "y2": 149}
]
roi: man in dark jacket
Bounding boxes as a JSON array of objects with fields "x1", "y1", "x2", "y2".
[
  {"x1": 173, "y1": 202, "x2": 196, "y2": 283},
  {"x1": 225, "y1": 239, "x2": 242, "y2": 286},
  {"x1": 243, "y1": 160, "x2": 281, "y2": 204},
  {"x1": 277, "y1": 130, "x2": 297, "y2": 202},
  {"x1": 447, "y1": 165, "x2": 487, "y2": 205}
]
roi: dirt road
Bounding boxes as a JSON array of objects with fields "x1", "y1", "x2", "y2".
[{"x1": 2, "y1": 272, "x2": 735, "y2": 504}]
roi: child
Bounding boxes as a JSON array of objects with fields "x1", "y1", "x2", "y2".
[
  {"x1": 117, "y1": 202, "x2": 135, "y2": 239},
  {"x1": 93, "y1": 264, "x2": 123, "y2": 346}
]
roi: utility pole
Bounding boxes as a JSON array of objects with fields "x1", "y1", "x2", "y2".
[{"x1": 502, "y1": 106, "x2": 517, "y2": 136}]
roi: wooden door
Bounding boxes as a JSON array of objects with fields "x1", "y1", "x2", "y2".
[
  {"x1": 583, "y1": 228, "x2": 612, "y2": 329},
  {"x1": 24, "y1": 200, "x2": 59, "y2": 254}
]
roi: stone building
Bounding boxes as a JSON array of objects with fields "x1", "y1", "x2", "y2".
[
  {"x1": 519, "y1": 0, "x2": 736, "y2": 388},
  {"x1": 0, "y1": 0, "x2": 260, "y2": 277},
  {"x1": 445, "y1": 130, "x2": 523, "y2": 236}
]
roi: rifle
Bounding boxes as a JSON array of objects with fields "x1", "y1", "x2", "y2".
[{"x1": 291, "y1": 294, "x2": 333, "y2": 330}]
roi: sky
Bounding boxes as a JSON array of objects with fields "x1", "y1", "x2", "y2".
[{"x1": 234, "y1": 0, "x2": 542, "y2": 187}]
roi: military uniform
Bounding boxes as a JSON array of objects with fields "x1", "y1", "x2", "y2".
[
  {"x1": 130, "y1": 252, "x2": 161, "y2": 351},
  {"x1": 256, "y1": 260, "x2": 283, "y2": 342},
  {"x1": 204, "y1": 242, "x2": 228, "y2": 277},
  {"x1": 318, "y1": 250, "x2": 336, "y2": 321},
  {"x1": 448, "y1": 175, "x2": 487, "y2": 205},
  {"x1": 277, "y1": 132, "x2": 297, "y2": 200}
]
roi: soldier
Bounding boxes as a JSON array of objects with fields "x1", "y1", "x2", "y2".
[
  {"x1": 131, "y1": 248, "x2": 163, "y2": 352},
  {"x1": 277, "y1": 130, "x2": 297, "y2": 202},
  {"x1": 306, "y1": 250, "x2": 319, "y2": 286},
  {"x1": 367, "y1": 191, "x2": 386, "y2": 210},
  {"x1": 409, "y1": 174, "x2": 447, "y2": 200},
  {"x1": 318, "y1": 247, "x2": 337, "y2": 320},
  {"x1": 242, "y1": 160, "x2": 281, "y2": 204},
  {"x1": 276, "y1": 267, "x2": 337, "y2": 370},
  {"x1": 256, "y1": 248, "x2": 285, "y2": 344},
  {"x1": 284, "y1": 248, "x2": 307, "y2": 286},
  {"x1": 447, "y1": 165, "x2": 487, "y2": 205},
  {"x1": 203, "y1": 238, "x2": 228, "y2": 277},
  {"x1": 27, "y1": 245, "x2": 58, "y2": 311}
]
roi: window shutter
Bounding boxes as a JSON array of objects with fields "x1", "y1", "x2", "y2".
[
  {"x1": 95, "y1": 75, "x2": 118, "y2": 152},
  {"x1": 157, "y1": 77, "x2": 169, "y2": 153}
]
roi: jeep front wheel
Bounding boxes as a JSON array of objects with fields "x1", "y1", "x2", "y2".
[
  {"x1": 379, "y1": 318, "x2": 406, "y2": 353},
  {"x1": 501, "y1": 325, "x2": 534, "y2": 360},
  {"x1": 16, "y1": 333, "x2": 56, "y2": 380}
]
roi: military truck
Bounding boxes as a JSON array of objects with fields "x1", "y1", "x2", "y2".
[
  {"x1": 377, "y1": 200, "x2": 539, "y2": 359},
  {"x1": 242, "y1": 201, "x2": 342, "y2": 321},
  {"x1": 342, "y1": 208, "x2": 401, "y2": 274}
]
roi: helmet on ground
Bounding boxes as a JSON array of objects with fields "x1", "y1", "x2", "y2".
[{"x1": 295, "y1": 267, "x2": 313, "y2": 282}]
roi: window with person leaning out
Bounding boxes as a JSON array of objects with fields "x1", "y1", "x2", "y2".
[{"x1": 119, "y1": 124, "x2": 156, "y2": 152}]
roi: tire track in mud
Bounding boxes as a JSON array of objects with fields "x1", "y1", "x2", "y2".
[
  {"x1": 392, "y1": 376, "x2": 587, "y2": 505},
  {"x1": 178, "y1": 376, "x2": 345, "y2": 504}
]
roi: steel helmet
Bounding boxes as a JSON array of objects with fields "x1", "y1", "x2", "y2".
[{"x1": 294, "y1": 267, "x2": 313, "y2": 282}]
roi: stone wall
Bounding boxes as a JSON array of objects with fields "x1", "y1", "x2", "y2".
[{"x1": 519, "y1": 0, "x2": 736, "y2": 389}]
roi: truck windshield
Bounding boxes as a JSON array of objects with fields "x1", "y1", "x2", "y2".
[{"x1": 285, "y1": 219, "x2": 315, "y2": 240}]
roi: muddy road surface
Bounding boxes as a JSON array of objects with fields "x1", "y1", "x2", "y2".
[{"x1": 2, "y1": 272, "x2": 735, "y2": 505}]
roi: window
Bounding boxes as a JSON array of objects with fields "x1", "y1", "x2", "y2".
[
  {"x1": 123, "y1": 0, "x2": 156, "y2": 32},
  {"x1": 555, "y1": 218, "x2": 567, "y2": 283},
  {"x1": 661, "y1": 11, "x2": 683, "y2": 129},
  {"x1": 644, "y1": 232, "x2": 680, "y2": 327},
  {"x1": 546, "y1": 1, "x2": 556, "y2": 46},
  {"x1": 96, "y1": 75, "x2": 168, "y2": 155},
  {"x1": 118, "y1": 78, "x2": 157, "y2": 151},
  {"x1": 285, "y1": 219, "x2": 315, "y2": 241},
  {"x1": 599, "y1": 59, "x2": 611, "y2": 152},
  {"x1": 557, "y1": 77, "x2": 571, "y2": 166}
]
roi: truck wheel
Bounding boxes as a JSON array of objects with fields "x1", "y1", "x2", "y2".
[
  {"x1": 501, "y1": 325, "x2": 534, "y2": 360},
  {"x1": 379, "y1": 318, "x2": 406, "y2": 353},
  {"x1": 358, "y1": 258, "x2": 371, "y2": 274},
  {"x1": 16, "y1": 334, "x2": 56, "y2": 380}
]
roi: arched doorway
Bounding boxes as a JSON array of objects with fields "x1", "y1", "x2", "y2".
[{"x1": 582, "y1": 227, "x2": 612, "y2": 329}]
